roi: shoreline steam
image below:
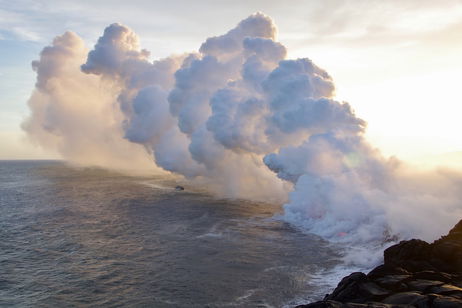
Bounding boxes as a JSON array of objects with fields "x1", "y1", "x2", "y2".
[{"x1": 23, "y1": 13, "x2": 462, "y2": 265}]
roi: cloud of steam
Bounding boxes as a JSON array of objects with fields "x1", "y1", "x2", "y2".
[
  {"x1": 22, "y1": 31, "x2": 160, "y2": 172},
  {"x1": 24, "y1": 13, "x2": 462, "y2": 258}
]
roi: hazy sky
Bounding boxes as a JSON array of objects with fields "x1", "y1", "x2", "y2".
[{"x1": 1, "y1": 0, "x2": 462, "y2": 160}]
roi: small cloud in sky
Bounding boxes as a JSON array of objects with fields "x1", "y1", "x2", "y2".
[{"x1": 11, "y1": 27, "x2": 41, "y2": 41}]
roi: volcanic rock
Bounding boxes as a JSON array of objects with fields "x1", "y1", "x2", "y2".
[{"x1": 295, "y1": 219, "x2": 462, "y2": 308}]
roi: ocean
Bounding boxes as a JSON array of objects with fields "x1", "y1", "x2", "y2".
[{"x1": 0, "y1": 160, "x2": 344, "y2": 307}]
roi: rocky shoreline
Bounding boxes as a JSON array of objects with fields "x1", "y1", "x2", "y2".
[{"x1": 297, "y1": 220, "x2": 462, "y2": 308}]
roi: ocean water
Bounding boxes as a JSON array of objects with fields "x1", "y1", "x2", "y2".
[{"x1": 0, "y1": 160, "x2": 343, "y2": 307}]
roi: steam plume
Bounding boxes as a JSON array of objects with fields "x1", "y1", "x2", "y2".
[
  {"x1": 24, "y1": 13, "x2": 462, "y2": 259},
  {"x1": 22, "y1": 31, "x2": 160, "y2": 172}
]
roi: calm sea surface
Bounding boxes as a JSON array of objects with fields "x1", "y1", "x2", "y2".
[{"x1": 0, "y1": 160, "x2": 341, "y2": 307}]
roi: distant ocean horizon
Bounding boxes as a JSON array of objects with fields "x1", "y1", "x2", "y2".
[{"x1": 0, "y1": 160, "x2": 347, "y2": 307}]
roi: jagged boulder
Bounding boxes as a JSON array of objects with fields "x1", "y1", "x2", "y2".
[
  {"x1": 384, "y1": 240, "x2": 433, "y2": 272},
  {"x1": 323, "y1": 272, "x2": 389, "y2": 303}
]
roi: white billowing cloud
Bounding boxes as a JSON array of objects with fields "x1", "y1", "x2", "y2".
[
  {"x1": 24, "y1": 13, "x2": 462, "y2": 263},
  {"x1": 81, "y1": 23, "x2": 149, "y2": 76},
  {"x1": 265, "y1": 132, "x2": 393, "y2": 241},
  {"x1": 79, "y1": 21, "x2": 203, "y2": 178},
  {"x1": 264, "y1": 127, "x2": 462, "y2": 269},
  {"x1": 124, "y1": 85, "x2": 170, "y2": 144},
  {"x1": 199, "y1": 12, "x2": 277, "y2": 57},
  {"x1": 22, "y1": 31, "x2": 160, "y2": 172}
]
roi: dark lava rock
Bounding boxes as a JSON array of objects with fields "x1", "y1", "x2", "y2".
[
  {"x1": 382, "y1": 292, "x2": 426, "y2": 305},
  {"x1": 368, "y1": 265, "x2": 411, "y2": 280},
  {"x1": 324, "y1": 272, "x2": 389, "y2": 303},
  {"x1": 405, "y1": 280, "x2": 445, "y2": 292},
  {"x1": 296, "y1": 299, "x2": 413, "y2": 307},
  {"x1": 375, "y1": 275, "x2": 411, "y2": 291},
  {"x1": 384, "y1": 240, "x2": 433, "y2": 272},
  {"x1": 428, "y1": 284, "x2": 462, "y2": 297},
  {"x1": 432, "y1": 295, "x2": 462, "y2": 308},
  {"x1": 296, "y1": 219, "x2": 462, "y2": 308},
  {"x1": 412, "y1": 271, "x2": 453, "y2": 283}
]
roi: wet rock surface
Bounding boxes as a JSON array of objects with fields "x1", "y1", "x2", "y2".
[{"x1": 296, "y1": 220, "x2": 462, "y2": 308}]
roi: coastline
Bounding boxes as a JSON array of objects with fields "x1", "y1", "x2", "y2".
[{"x1": 296, "y1": 220, "x2": 462, "y2": 307}]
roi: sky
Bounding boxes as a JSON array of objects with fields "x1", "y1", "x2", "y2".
[{"x1": 1, "y1": 0, "x2": 462, "y2": 162}]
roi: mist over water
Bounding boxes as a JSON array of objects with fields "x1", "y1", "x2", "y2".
[
  {"x1": 22, "y1": 12, "x2": 462, "y2": 272},
  {"x1": 1, "y1": 161, "x2": 344, "y2": 307}
]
